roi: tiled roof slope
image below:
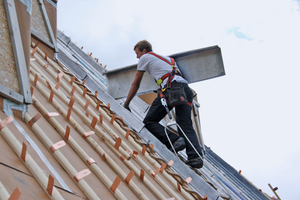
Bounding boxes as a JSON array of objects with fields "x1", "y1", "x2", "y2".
[{"x1": 54, "y1": 31, "x2": 272, "y2": 200}]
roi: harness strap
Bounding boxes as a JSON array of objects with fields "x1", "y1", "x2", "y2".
[
  {"x1": 147, "y1": 52, "x2": 175, "y2": 66},
  {"x1": 148, "y1": 52, "x2": 192, "y2": 106},
  {"x1": 147, "y1": 52, "x2": 181, "y2": 86}
]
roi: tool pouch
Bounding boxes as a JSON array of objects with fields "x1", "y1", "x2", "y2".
[{"x1": 164, "y1": 86, "x2": 188, "y2": 107}]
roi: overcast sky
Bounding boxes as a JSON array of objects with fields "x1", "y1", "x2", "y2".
[{"x1": 57, "y1": 1, "x2": 300, "y2": 199}]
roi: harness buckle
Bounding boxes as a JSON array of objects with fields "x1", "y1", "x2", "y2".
[
  {"x1": 161, "y1": 98, "x2": 172, "y2": 120},
  {"x1": 156, "y1": 79, "x2": 163, "y2": 85}
]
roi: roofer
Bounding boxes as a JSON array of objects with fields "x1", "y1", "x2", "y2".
[{"x1": 124, "y1": 40, "x2": 203, "y2": 168}]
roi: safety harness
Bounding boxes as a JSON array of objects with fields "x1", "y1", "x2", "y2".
[
  {"x1": 147, "y1": 52, "x2": 192, "y2": 107},
  {"x1": 147, "y1": 52, "x2": 181, "y2": 88}
]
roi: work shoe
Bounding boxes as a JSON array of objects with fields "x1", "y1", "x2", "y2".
[
  {"x1": 185, "y1": 157, "x2": 203, "y2": 169},
  {"x1": 169, "y1": 137, "x2": 186, "y2": 152}
]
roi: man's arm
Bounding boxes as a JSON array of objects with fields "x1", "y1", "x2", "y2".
[{"x1": 125, "y1": 71, "x2": 145, "y2": 105}]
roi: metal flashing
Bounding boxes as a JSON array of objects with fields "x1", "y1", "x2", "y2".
[
  {"x1": 4, "y1": 0, "x2": 32, "y2": 104},
  {"x1": 17, "y1": 0, "x2": 32, "y2": 14},
  {"x1": 72, "y1": 54, "x2": 107, "y2": 85},
  {"x1": 57, "y1": 52, "x2": 87, "y2": 80},
  {"x1": 31, "y1": 29, "x2": 55, "y2": 49},
  {"x1": 57, "y1": 30, "x2": 71, "y2": 45},
  {"x1": 105, "y1": 45, "x2": 225, "y2": 99},
  {"x1": 57, "y1": 30, "x2": 107, "y2": 75},
  {"x1": 0, "y1": 83, "x2": 24, "y2": 104},
  {"x1": 37, "y1": 0, "x2": 58, "y2": 52},
  {"x1": 45, "y1": 0, "x2": 57, "y2": 8},
  {"x1": 57, "y1": 48, "x2": 106, "y2": 89}
]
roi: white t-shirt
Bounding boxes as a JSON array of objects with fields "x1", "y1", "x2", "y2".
[{"x1": 137, "y1": 52, "x2": 188, "y2": 87}]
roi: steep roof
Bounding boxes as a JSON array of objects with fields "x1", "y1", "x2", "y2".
[
  {"x1": 55, "y1": 30, "x2": 272, "y2": 200},
  {"x1": 1, "y1": 42, "x2": 198, "y2": 199},
  {"x1": 0, "y1": 0, "x2": 276, "y2": 199}
]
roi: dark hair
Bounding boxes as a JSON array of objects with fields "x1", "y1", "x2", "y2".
[{"x1": 134, "y1": 40, "x2": 152, "y2": 52}]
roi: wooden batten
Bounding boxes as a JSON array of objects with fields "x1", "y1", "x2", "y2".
[
  {"x1": 24, "y1": 112, "x2": 100, "y2": 200},
  {"x1": 31, "y1": 96, "x2": 144, "y2": 200},
  {"x1": 0, "y1": 181, "x2": 10, "y2": 199},
  {"x1": 0, "y1": 116, "x2": 64, "y2": 199},
  {"x1": 29, "y1": 66, "x2": 131, "y2": 161}
]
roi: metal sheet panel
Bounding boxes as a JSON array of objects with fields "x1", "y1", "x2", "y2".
[
  {"x1": 205, "y1": 148, "x2": 269, "y2": 200},
  {"x1": 57, "y1": 30, "x2": 107, "y2": 75},
  {"x1": 172, "y1": 45, "x2": 225, "y2": 84},
  {"x1": 57, "y1": 52, "x2": 87, "y2": 80},
  {"x1": 106, "y1": 66, "x2": 159, "y2": 99},
  {"x1": 138, "y1": 127, "x2": 222, "y2": 200},
  {"x1": 105, "y1": 45, "x2": 225, "y2": 99}
]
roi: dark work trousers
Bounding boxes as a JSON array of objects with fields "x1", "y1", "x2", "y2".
[{"x1": 143, "y1": 81, "x2": 203, "y2": 160}]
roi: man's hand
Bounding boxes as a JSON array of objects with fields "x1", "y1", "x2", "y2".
[
  {"x1": 124, "y1": 71, "x2": 144, "y2": 111},
  {"x1": 124, "y1": 102, "x2": 131, "y2": 112}
]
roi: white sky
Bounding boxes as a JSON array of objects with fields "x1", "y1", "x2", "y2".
[{"x1": 57, "y1": 1, "x2": 300, "y2": 199}]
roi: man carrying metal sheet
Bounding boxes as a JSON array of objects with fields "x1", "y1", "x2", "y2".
[{"x1": 124, "y1": 40, "x2": 203, "y2": 168}]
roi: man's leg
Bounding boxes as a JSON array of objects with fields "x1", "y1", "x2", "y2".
[
  {"x1": 143, "y1": 96, "x2": 180, "y2": 148},
  {"x1": 175, "y1": 84, "x2": 203, "y2": 160},
  {"x1": 175, "y1": 104, "x2": 203, "y2": 159}
]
